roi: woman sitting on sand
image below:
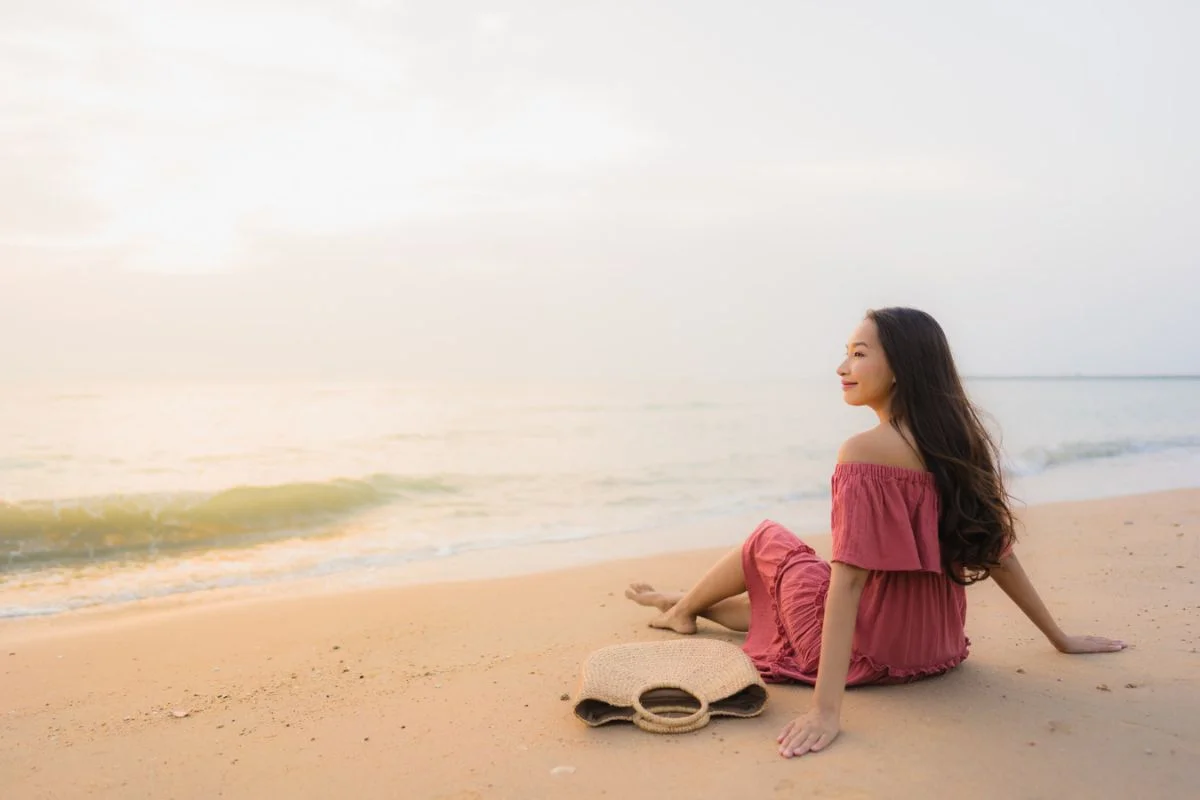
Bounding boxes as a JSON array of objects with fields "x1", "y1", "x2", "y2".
[{"x1": 626, "y1": 307, "x2": 1127, "y2": 758}]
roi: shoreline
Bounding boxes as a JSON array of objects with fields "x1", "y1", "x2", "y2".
[
  {"x1": 4, "y1": 480, "x2": 1199, "y2": 629},
  {"x1": 2, "y1": 488, "x2": 1198, "y2": 798}
]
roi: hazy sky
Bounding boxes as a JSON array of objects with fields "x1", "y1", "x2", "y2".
[{"x1": 2, "y1": 0, "x2": 1197, "y2": 382}]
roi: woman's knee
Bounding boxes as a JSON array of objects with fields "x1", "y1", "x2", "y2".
[{"x1": 746, "y1": 519, "x2": 797, "y2": 547}]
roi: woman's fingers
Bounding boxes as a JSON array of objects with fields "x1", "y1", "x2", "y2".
[
  {"x1": 811, "y1": 732, "x2": 835, "y2": 752},
  {"x1": 780, "y1": 727, "x2": 805, "y2": 752},
  {"x1": 782, "y1": 734, "x2": 814, "y2": 758},
  {"x1": 1088, "y1": 635, "x2": 1126, "y2": 651},
  {"x1": 778, "y1": 711, "x2": 841, "y2": 757},
  {"x1": 796, "y1": 733, "x2": 822, "y2": 756},
  {"x1": 779, "y1": 726, "x2": 806, "y2": 755},
  {"x1": 781, "y1": 728, "x2": 820, "y2": 758},
  {"x1": 1062, "y1": 634, "x2": 1128, "y2": 654}
]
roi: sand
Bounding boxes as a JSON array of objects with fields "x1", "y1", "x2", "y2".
[{"x1": 2, "y1": 488, "x2": 1198, "y2": 799}]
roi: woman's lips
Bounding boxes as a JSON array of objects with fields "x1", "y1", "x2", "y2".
[{"x1": 841, "y1": 382, "x2": 857, "y2": 391}]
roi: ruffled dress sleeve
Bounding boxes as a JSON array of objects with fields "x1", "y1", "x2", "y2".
[{"x1": 830, "y1": 463, "x2": 942, "y2": 573}]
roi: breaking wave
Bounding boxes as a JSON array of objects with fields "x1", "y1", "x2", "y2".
[
  {"x1": 1007, "y1": 435, "x2": 1200, "y2": 476},
  {"x1": 0, "y1": 474, "x2": 457, "y2": 569}
]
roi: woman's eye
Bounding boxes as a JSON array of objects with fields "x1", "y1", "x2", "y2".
[{"x1": 853, "y1": 352, "x2": 865, "y2": 358}]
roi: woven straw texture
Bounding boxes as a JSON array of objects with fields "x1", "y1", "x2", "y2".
[{"x1": 573, "y1": 639, "x2": 768, "y2": 734}]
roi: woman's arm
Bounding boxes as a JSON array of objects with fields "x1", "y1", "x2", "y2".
[
  {"x1": 777, "y1": 561, "x2": 867, "y2": 758},
  {"x1": 991, "y1": 553, "x2": 1126, "y2": 654}
]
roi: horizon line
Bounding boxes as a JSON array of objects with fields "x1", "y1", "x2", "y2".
[{"x1": 963, "y1": 374, "x2": 1200, "y2": 380}]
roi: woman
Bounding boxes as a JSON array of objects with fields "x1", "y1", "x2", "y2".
[{"x1": 625, "y1": 307, "x2": 1126, "y2": 758}]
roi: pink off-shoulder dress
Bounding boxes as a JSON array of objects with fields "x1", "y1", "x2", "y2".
[{"x1": 742, "y1": 462, "x2": 968, "y2": 686}]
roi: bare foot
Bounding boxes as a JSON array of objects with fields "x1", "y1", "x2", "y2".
[
  {"x1": 649, "y1": 609, "x2": 698, "y2": 635},
  {"x1": 624, "y1": 582, "x2": 682, "y2": 612},
  {"x1": 624, "y1": 583, "x2": 698, "y2": 634}
]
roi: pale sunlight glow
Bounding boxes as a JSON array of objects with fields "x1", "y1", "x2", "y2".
[
  {"x1": 1, "y1": 1, "x2": 1198, "y2": 378},
  {"x1": 14, "y1": 1, "x2": 648, "y2": 272}
]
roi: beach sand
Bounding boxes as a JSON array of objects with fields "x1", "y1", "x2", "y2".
[{"x1": 2, "y1": 489, "x2": 1198, "y2": 799}]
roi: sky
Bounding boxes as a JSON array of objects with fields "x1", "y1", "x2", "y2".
[{"x1": 2, "y1": 0, "x2": 1198, "y2": 382}]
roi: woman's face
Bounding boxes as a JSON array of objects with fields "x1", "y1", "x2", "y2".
[{"x1": 837, "y1": 318, "x2": 896, "y2": 408}]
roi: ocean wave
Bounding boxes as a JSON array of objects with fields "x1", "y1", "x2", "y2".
[
  {"x1": 0, "y1": 474, "x2": 457, "y2": 569},
  {"x1": 1008, "y1": 435, "x2": 1200, "y2": 476}
]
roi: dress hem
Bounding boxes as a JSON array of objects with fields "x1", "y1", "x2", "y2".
[{"x1": 758, "y1": 647, "x2": 969, "y2": 687}]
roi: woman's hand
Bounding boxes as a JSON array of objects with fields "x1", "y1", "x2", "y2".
[
  {"x1": 1055, "y1": 634, "x2": 1127, "y2": 654},
  {"x1": 777, "y1": 708, "x2": 840, "y2": 758},
  {"x1": 779, "y1": 563, "x2": 863, "y2": 758}
]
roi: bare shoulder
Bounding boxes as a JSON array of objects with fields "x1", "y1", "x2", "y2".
[{"x1": 837, "y1": 426, "x2": 926, "y2": 471}]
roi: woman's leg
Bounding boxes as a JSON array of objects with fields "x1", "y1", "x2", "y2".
[
  {"x1": 624, "y1": 546, "x2": 748, "y2": 634},
  {"x1": 626, "y1": 584, "x2": 751, "y2": 632}
]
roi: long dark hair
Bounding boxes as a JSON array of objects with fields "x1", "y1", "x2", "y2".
[{"x1": 868, "y1": 307, "x2": 1015, "y2": 584}]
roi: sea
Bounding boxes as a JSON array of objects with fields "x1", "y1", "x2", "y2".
[{"x1": 2, "y1": 377, "x2": 1198, "y2": 619}]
